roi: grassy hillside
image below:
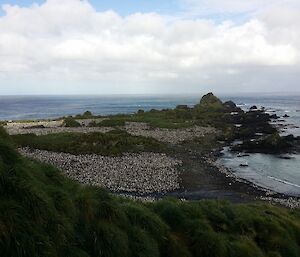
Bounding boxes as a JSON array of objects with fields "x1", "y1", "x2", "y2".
[
  {"x1": 12, "y1": 130, "x2": 166, "y2": 156},
  {"x1": 1, "y1": 127, "x2": 300, "y2": 257}
]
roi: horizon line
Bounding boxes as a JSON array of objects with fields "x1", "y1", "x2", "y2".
[{"x1": 1, "y1": 91, "x2": 300, "y2": 97}]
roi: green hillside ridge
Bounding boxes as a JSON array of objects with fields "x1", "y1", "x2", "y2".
[{"x1": 1, "y1": 127, "x2": 300, "y2": 257}]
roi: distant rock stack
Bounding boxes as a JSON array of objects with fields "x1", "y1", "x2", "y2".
[{"x1": 199, "y1": 92, "x2": 223, "y2": 108}]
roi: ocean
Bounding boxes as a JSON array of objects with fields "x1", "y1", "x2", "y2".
[
  {"x1": 0, "y1": 95, "x2": 201, "y2": 121},
  {"x1": 0, "y1": 93, "x2": 299, "y2": 196}
]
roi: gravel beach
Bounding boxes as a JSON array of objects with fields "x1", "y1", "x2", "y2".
[
  {"x1": 5, "y1": 119, "x2": 112, "y2": 135},
  {"x1": 7, "y1": 126, "x2": 114, "y2": 135},
  {"x1": 19, "y1": 147, "x2": 182, "y2": 194},
  {"x1": 6, "y1": 120, "x2": 216, "y2": 145},
  {"x1": 124, "y1": 122, "x2": 216, "y2": 143}
]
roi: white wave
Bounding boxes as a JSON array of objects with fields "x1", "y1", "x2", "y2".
[{"x1": 267, "y1": 176, "x2": 300, "y2": 188}]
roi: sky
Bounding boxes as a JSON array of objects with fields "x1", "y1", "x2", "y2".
[{"x1": 0, "y1": 0, "x2": 299, "y2": 95}]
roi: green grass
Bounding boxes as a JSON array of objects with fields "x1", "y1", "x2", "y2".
[
  {"x1": 129, "y1": 110, "x2": 194, "y2": 129},
  {"x1": 12, "y1": 130, "x2": 166, "y2": 155},
  {"x1": 86, "y1": 96, "x2": 233, "y2": 130},
  {"x1": 89, "y1": 107, "x2": 227, "y2": 130},
  {"x1": 91, "y1": 119, "x2": 126, "y2": 127},
  {"x1": 1, "y1": 126, "x2": 300, "y2": 257},
  {"x1": 63, "y1": 117, "x2": 81, "y2": 127}
]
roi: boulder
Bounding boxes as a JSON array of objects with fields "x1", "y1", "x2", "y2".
[
  {"x1": 270, "y1": 114, "x2": 279, "y2": 119},
  {"x1": 223, "y1": 101, "x2": 237, "y2": 109},
  {"x1": 250, "y1": 105, "x2": 258, "y2": 110}
]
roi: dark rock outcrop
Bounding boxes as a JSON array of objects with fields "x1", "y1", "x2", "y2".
[
  {"x1": 223, "y1": 101, "x2": 244, "y2": 114},
  {"x1": 223, "y1": 100, "x2": 236, "y2": 109},
  {"x1": 270, "y1": 114, "x2": 280, "y2": 119},
  {"x1": 200, "y1": 92, "x2": 223, "y2": 107},
  {"x1": 232, "y1": 133, "x2": 300, "y2": 154},
  {"x1": 250, "y1": 105, "x2": 258, "y2": 110}
]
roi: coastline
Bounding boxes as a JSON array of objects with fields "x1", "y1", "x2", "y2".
[{"x1": 2, "y1": 93, "x2": 300, "y2": 209}]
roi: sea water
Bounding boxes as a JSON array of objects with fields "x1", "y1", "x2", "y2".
[{"x1": 0, "y1": 95, "x2": 201, "y2": 120}]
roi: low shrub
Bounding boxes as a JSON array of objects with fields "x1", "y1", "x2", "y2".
[{"x1": 63, "y1": 117, "x2": 81, "y2": 127}]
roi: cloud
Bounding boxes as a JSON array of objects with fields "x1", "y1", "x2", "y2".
[
  {"x1": 179, "y1": 0, "x2": 298, "y2": 15},
  {"x1": 0, "y1": 0, "x2": 299, "y2": 94}
]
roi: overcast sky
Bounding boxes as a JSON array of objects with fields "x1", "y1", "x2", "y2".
[{"x1": 0, "y1": 0, "x2": 299, "y2": 95}]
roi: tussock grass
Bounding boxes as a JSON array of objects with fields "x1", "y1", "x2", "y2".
[
  {"x1": 63, "y1": 117, "x2": 81, "y2": 127},
  {"x1": 12, "y1": 130, "x2": 166, "y2": 156},
  {"x1": 1, "y1": 127, "x2": 300, "y2": 257}
]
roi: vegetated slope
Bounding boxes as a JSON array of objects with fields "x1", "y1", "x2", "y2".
[
  {"x1": 1, "y1": 127, "x2": 300, "y2": 257},
  {"x1": 12, "y1": 130, "x2": 166, "y2": 156}
]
